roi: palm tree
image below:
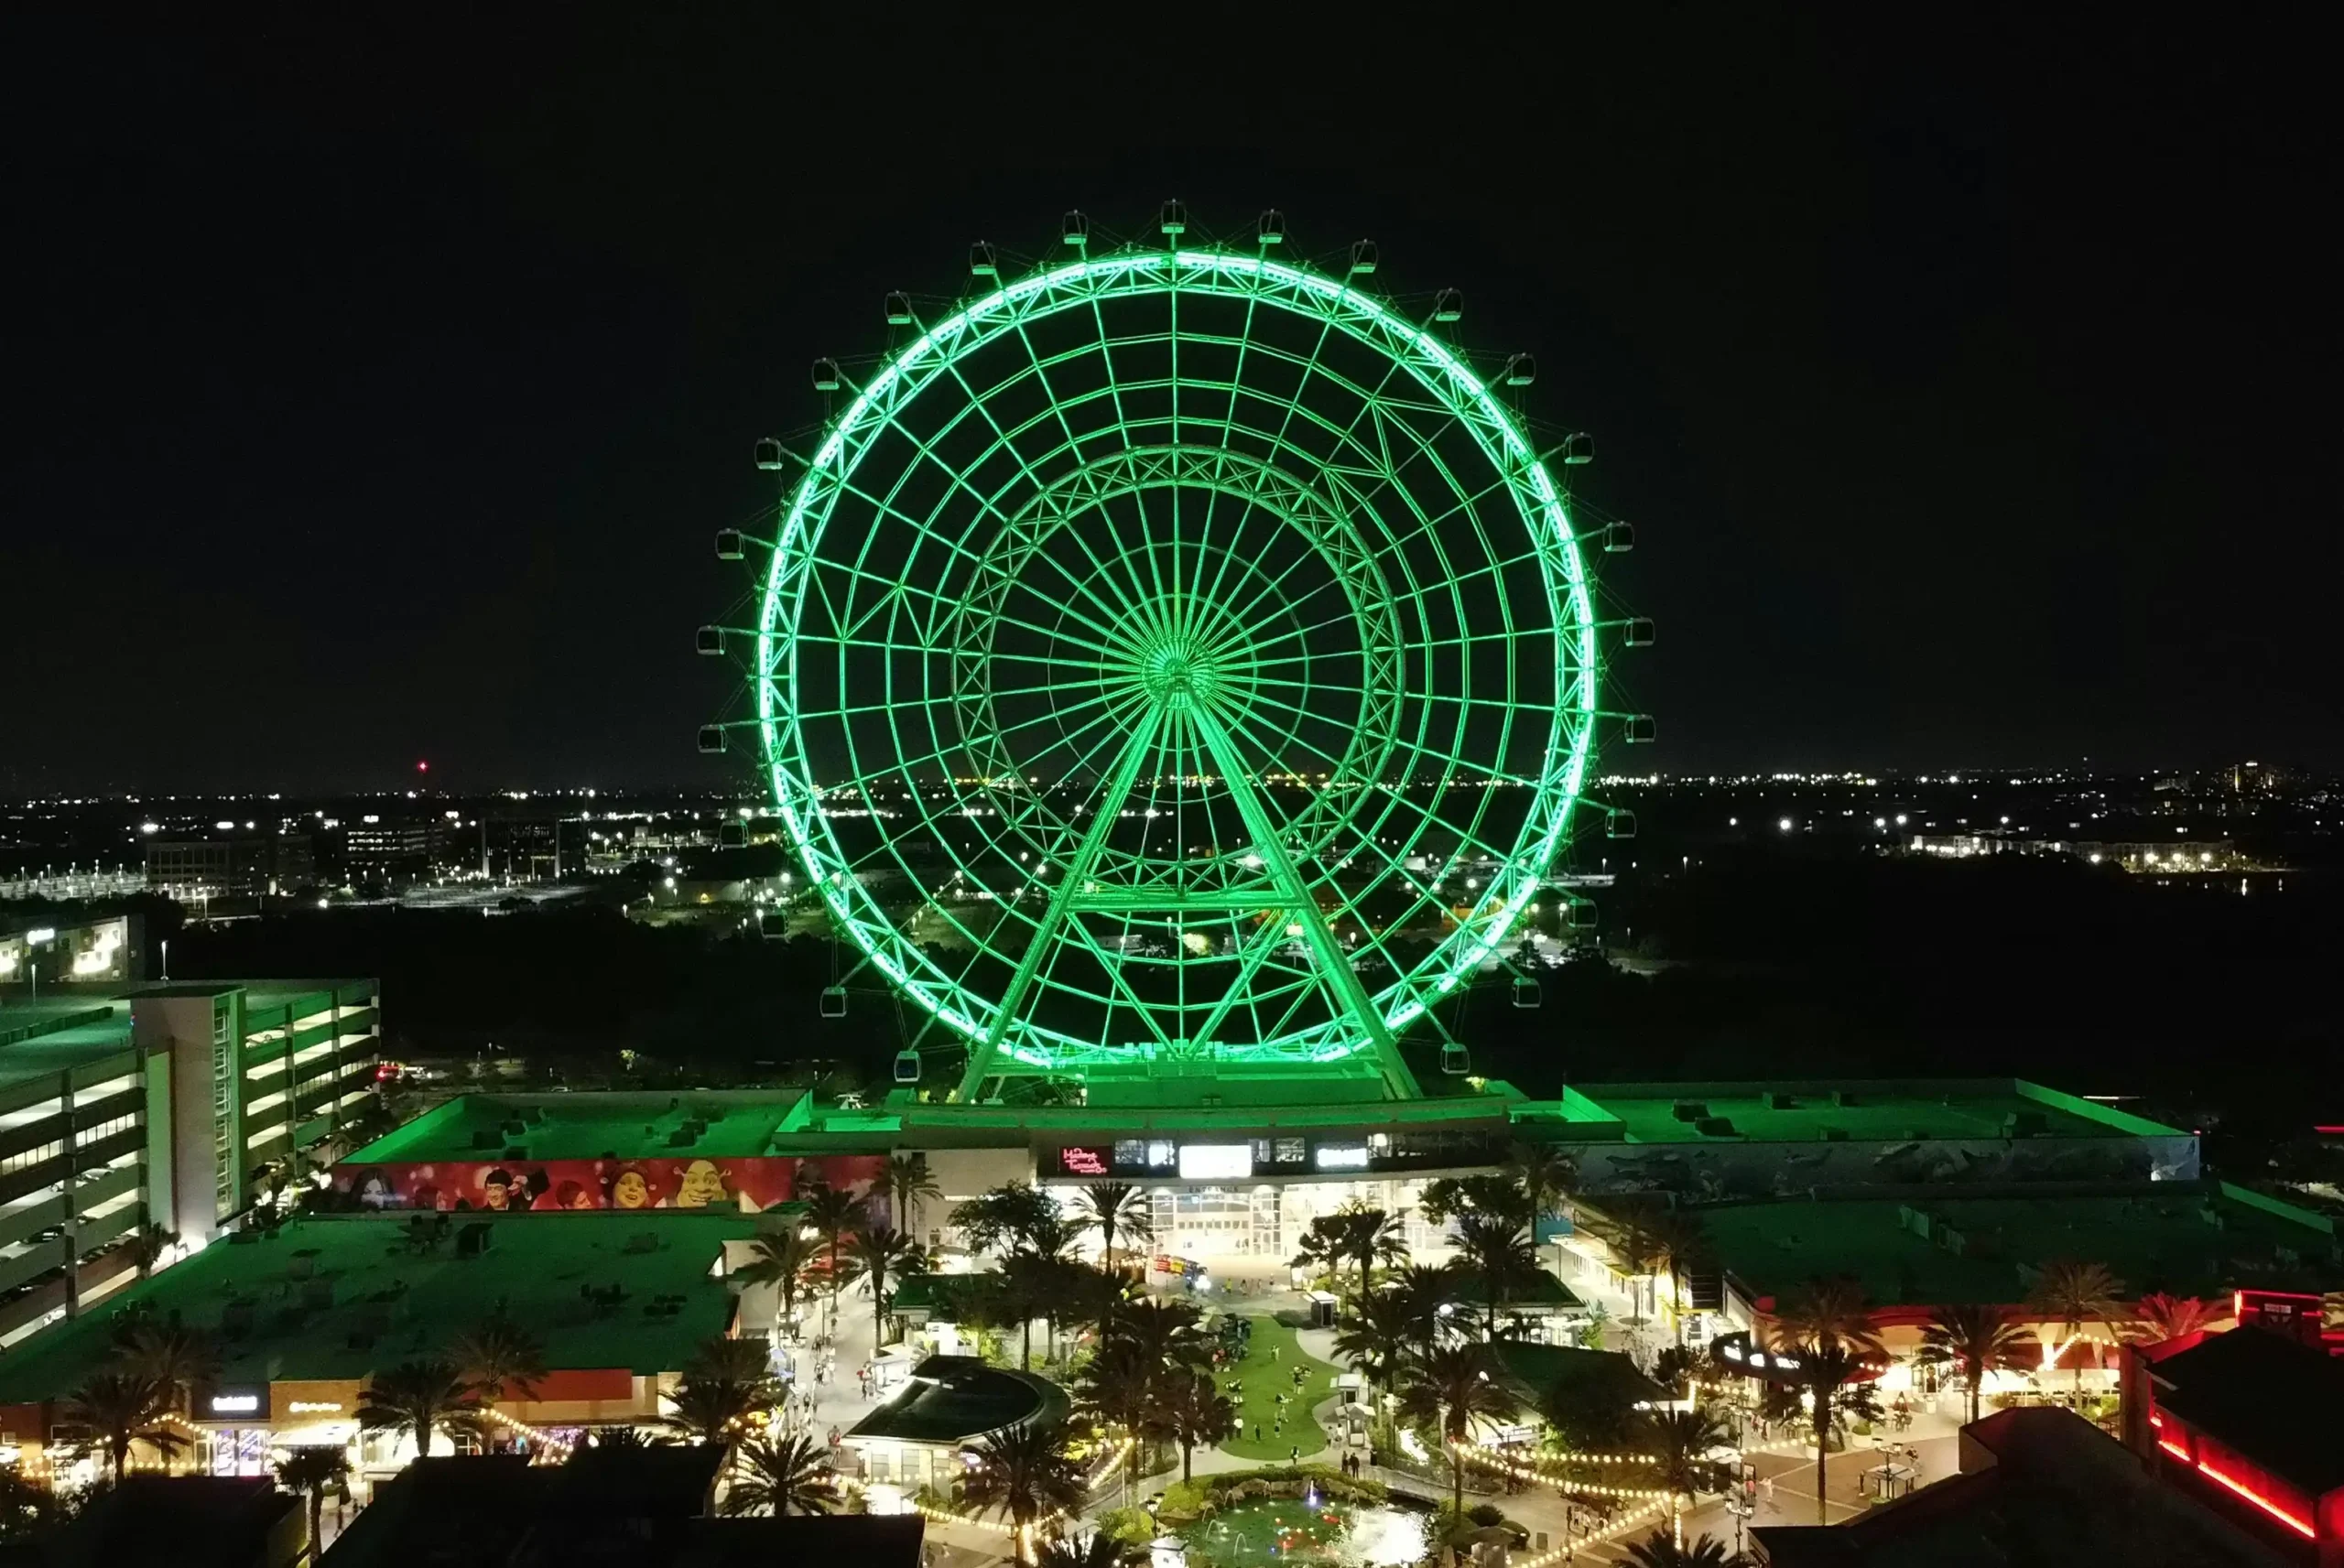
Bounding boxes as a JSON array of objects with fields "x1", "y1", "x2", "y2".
[
  {"x1": 736, "y1": 1225, "x2": 821, "y2": 1336},
  {"x1": 1333, "y1": 1290, "x2": 1416, "y2": 1447},
  {"x1": 1338, "y1": 1206, "x2": 1410, "y2": 1310},
  {"x1": 799, "y1": 1184, "x2": 867, "y2": 1328},
  {"x1": 275, "y1": 1444, "x2": 351, "y2": 1553},
  {"x1": 1789, "y1": 1340, "x2": 1880, "y2": 1524},
  {"x1": 1770, "y1": 1278, "x2": 1883, "y2": 1357},
  {"x1": 114, "y1": 1319, "x2": 220, "y2": 1415},
  {"x1": 1503, "y1": 1141, "x2": 1576, "y2": 1227},
  {"x1": 1160, "y1": 1368, "x2": 1237, "y2": 1483},
  {"x1": 1644, "y1": 1209, "x2": 1709, "y2": 1346},
  {"x1": 1622, "y1": 1530, "x2": 1742, "y2": 1567},
  {"x1": 1397, "y1": 1342, "x2": 1522, "y2": 1518},
  {"x1": 664, "y1": 1369, "x2": 781, "y2": 1454},
  {"x1": 1640, "y1": 1405, "x2": 1732, "y2": 1549},
  {"x1": 1073, "y1": 1340, "x2": 1158, "y2": 1501},
  {"x1": 950, "y1": 1182, "x2": 1061, "y2": 1257},
  {"x1": 2026, "y1": 1260, "x2": 2127, "y2": 1395},
  {"x1": 722, "y1": 1433, "x2": 841, "y2": 1516},
  {"x1": 1035, "y1": 1530, "x2": 1145, "y2": 1568},
  {"x1": 999, "y1": 1252, "x2": 1053, "y2": 1370},
  {"x1": 1109, "y1": 1296, "x2": 1207, "y2": 1368},
  {"x1": 850, "y1": 1223, "x2": 924, "y2": 1350},
  {"x1": 1452, "y1": 1210, "x2": 1537, "y2": 1340},
  {"x1": 131, "y1": 1222, "x2": 179, "y2": 1278},
  {"x1": 1918, "y1": 1303, "x2": 2036, "y2": 1423},
  {"x1": 1290, "y1": 1217, "x2": 1345, "y2": 1292},
  {"x1": 1007, "y1": 1214, "x2": 1088, "y2": 1368},
  {"x1": 62, "y1": 1372, "x2": 185, "y2": 1486},
  {"x1": 448, "y1": 1308, "x2": 547, "y2": 1405},
  {"x1": 1592, "y1": 1200, "x2": 1667, "y2": 1320},
  {"x1": 1388, "y1": 1263, "x2": 1458, "y2": 1357},
  {"x1": 2133, "y1": 1291, "x2": 2211, "y2": 1345},
  {"x1": 1071, "y1": 1181, "x2": 1153, "y2": 1276},
  {"x1": 883, "y1": 1152, "x2": 943, "y2": 1239},
  {"x1": 358, "y1": 1359, "x2": 482, "y2": 1460},
  {"x1": 957, "y1": 1421, "x2": 1088, "y2": 1567}
]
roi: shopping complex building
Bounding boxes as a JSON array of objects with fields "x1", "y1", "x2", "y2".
[
  {"x1": 325, "y1": 1074, "x2": 2206, "y2": 1261},
  {"x1": 0, "y1": 1211, "x2": 752, "y2": 1490},
  {"x1": 1, "y1": 919, "x2": 379, "y2": 1347}
]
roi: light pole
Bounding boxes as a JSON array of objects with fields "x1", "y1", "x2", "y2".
[{"x1": 23, "y1": 927, "x2": 54, "y2": 1000}]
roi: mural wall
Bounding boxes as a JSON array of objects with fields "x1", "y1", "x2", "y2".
[
  {"x1": 326, "y1": 1154, "x2": 889, "y2": 1217},
  {"x1": 1565, "y1": 1133, "x2": 2199, "y2": 1201}
]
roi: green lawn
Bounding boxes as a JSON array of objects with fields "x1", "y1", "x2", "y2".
[{"x1": 1214, "y1": 1314, "x2": 1340, "y2": 1461}]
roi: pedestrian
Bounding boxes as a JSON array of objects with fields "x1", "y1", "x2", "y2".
[
  {"x1": 1271, "y1": 1346, "x2": 1279, "y2": 1362},
  {"x1": 1254, "y1": 1425, "x2": 1264, "y2": 1444},
  {"x1": 1289, "y1": 1445, "x2": 1299, "y2": 1465},
  {"x1": 1760, "y1": 1475, "x2": 1774, "y2": 1507}
]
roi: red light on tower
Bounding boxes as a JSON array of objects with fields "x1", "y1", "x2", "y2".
[{"x1": 418, "y1": 760, "x2": 429, "y2": 774}]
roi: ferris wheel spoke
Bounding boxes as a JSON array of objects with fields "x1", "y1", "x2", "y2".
[
  {"x1": 1185, "y1": 705, "x2": 1411, "y2": 1096},
  {"x1": 958, "y1": 708, "x2": 1165, "y2": 1095}
]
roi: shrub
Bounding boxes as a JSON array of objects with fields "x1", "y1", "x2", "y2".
[
  {"x1": 1096, "y1": 1507, "x2": 1156, "y2": 1547},
  {"x1": 1156, "y1": 1480, "x2": 1212, "y2": 1523}
]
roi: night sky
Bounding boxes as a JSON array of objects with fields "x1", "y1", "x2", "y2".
[{"x1": 5, "y1": 13, "x2": 2331, "y2": 794}]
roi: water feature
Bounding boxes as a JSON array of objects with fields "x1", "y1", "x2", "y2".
[{"x1": 1179, "y1": 1496, "x2": 1428, "y2": 1568}]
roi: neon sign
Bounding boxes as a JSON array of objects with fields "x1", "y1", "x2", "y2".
[{"x1": 1057, "y1": 1146, "x2": 1111, "y2": 1177}]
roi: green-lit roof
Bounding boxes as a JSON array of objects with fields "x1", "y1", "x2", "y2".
[
  {"x1": 346, "y1": 1093, "x2": 804, "y2": 1163},
  {"x1": 0, "y1": 1000, "x2": 135, "y2": 1094},
  {"x1": 845, "y1": 1355, "x2": 1067, "y2": 1445},
  {"x1": 1581, "y1": 1079, "x2": 2181, "y2": 1145},
  {"x1": 0, "y1": 1211, "x2": 752, "y2": 1402},
  {"x1": 1443, "y1": 1266, "x2": 1583, "y2": 1310},
  {"x1": 1492, "y1": 1343, "x2": 1665, "y2": 1405},
  {"x1": 236, "y1": 979, "x2": 374, "y2": 1014},
  {"x1": 1698, "y1": 1181, "x2": 2339, "y2": 1310}
]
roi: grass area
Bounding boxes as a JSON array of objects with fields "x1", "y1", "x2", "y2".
[{"x1": 1215, "y1": 1314, "x2": 1340, "y2": 1461}]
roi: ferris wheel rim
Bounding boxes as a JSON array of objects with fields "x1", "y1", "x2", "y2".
[{"x1": 750, "y1": 245, "x2": 1601, "y2": 1080}]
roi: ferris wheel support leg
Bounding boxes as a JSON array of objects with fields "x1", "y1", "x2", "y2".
[
  {"x1": 1186, "y1": 709, "x2": 1422, "y2": 1101},
  {"x1": 954, "y1": 711, "x2": 1165, "y2": 1104}
]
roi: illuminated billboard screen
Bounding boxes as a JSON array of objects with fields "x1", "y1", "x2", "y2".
[{"x1": 1177, "y1": 1143, "x2": 1253, "y2": 1181}]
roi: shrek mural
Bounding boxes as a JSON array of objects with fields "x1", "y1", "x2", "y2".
[{"x1": 327, "y1": 1152, "x2": 888, "y2": 1217}]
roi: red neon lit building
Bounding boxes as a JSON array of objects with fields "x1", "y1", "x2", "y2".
[{"x1": 2128, "y1": 1321, "x2": 2344, "y2": 1565}]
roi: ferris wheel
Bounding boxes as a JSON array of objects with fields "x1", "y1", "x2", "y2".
[{"x1": 702, "y1": 206, "x2": 1650, "y2": 1101}]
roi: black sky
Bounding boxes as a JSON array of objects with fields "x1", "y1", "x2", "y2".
[{"x1": 4, "y1": 11, "x2": 2333, "y2": 794}]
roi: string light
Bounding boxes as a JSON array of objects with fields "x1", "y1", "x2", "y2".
[{"x1": 1452, "y1": 1443, "x2": 1675, "y2": 1500}]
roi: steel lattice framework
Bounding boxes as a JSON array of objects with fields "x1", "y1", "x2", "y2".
[{"x1": 723, "y1": 235, "x2": 1622, "y2": 1100}]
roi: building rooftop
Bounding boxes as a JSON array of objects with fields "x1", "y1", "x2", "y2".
[
  {"x1": 0, "y1": 1211, "x2": 752, "y2": 1403},
  {"x1": 1491, "y1": 1342, "x2": 1664, "y2": 1408},
  {"x1": 0, "y1": 999, "x2": 134, "y2": 1094},
  {"x1": 1692, "y1": 1181, "x2": 2339, "y2": 1312},
  {"x1": 345, "y1": 1092, "x2": 805, "y2": 1163},
  {"x1": 1753, "y1": 1407, "x2": 2290, "y2": 1568},
  {"x1": 2150, "y1": 1325, "x2": 2344, "y2": 1498},
  {"x1": 327, "y1": 1451, "x2": 928, "y2": 1568},
  {"x1": 1580, "y1": 1078, "x2": 2182, "y2": 1145},
  {"x1": 846, "y1": 1354, "x2": 1068, "y2": 1446}
]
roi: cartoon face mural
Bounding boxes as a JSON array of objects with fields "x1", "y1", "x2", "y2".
[
  {"x1": 334, "y1": 1154, "x2": 888, "y2": 1217},
  {"x1": 673, "y1": 1160, "x2": 728, "y2": 1209},
  {"x1": 612, "y1": 1168, "x2": 655, "y2": 1209}
]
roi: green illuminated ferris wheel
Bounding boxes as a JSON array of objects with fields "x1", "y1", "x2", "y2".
[{"x1": 705, "y1": 207, "x2": 1649, "y2": 1101}]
